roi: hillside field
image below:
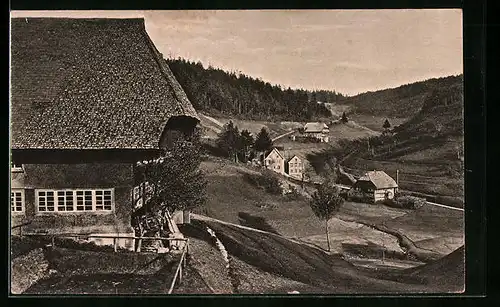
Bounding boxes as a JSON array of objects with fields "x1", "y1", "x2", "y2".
[{"x1": 197, "y1": 156, "x2": 463, "y2": 261}]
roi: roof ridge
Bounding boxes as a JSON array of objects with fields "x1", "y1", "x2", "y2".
[
  {"x1": 140, "y1": 24, "x2": 199, "y2": 122},
  {"x1": 11, "y1": 17, "x2": 146, "y2": 21}
]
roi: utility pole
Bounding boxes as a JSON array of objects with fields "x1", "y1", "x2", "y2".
[{"x1": 396, "y1": 169, "x2": 399, "y2": 192}]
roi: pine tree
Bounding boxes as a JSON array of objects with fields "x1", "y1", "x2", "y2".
[
  {"x1": 383, "y1": 119, "x2": 391, "y2": 130},
  {"x1": 216, "y1": 121, "x2": 242, "y2": 163},
  {"x1": 239, "y1": 129, "x2": 254, "y2": 162},
  {"x1": 341, "y1": 112, "x2": 348, "y2": 123},
  {"x1": 254, "y1": 127, "x2": 273, "y2": 152}
]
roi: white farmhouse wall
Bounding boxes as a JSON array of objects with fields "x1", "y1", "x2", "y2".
[
  {"x1": 374, "y1": 188, "x2": 396, "y2": 202},
  {"x1": 265, "y1": 150, "x2": 285, "y2": 175}
]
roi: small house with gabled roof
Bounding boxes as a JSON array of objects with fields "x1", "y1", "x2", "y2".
[
  {"x1": 353, "y1": 171, "x2": 399, "y2": 203},
  {"x1": 10, "y1": 18, "x2": 199, "y2": 250},
  {"x1": 286, "y1": 155, "x2": 304, "y2": 180},
  {"x1": 263, "y1": 148, "x2": 285, "y2": 175}
]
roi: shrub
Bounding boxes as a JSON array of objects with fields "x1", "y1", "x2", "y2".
[
  {"x1": 385, "y1": 195, "x2": 426, "y2": 210},
  {"x1": 284, "y1": 187, "x2": 303, "y2": 201},
  {"x1": 346, "y1": 189, "x2": 373, "y2": 204},
  {"x1": 243, "y1": 171, "x2": 282, "y2": 195}
]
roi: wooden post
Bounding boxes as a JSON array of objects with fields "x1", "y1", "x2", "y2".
[
  {"x1": 51, "y1": 236, "x2": 55, "y2": 249},
  {"x1": 179, "y1": 265, "x2": 183, "y2": 284},
  {"x1": 396, "y1": 169, "x2": 399, "y2": 187},
  {"x1": 137, "y1": 237, "x2": 142, "y2": 252},
  {"x1": 183, "y1": 247, "x2": 187, "y2": 267},
  {"x1": 113, "y1": 238, "x2": 117, "y2": 252}
]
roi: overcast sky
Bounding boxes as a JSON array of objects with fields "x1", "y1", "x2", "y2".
[{"x1": 11, "y1": 10, "x2": 462, "y2": 96}]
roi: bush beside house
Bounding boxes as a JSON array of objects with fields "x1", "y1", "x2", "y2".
[
  {"x1": 344, "y1": 189, "x2": 425, "y2": 210},
  {"x1": 384, "y1": 194, "x2": 426, "y2": 209}
]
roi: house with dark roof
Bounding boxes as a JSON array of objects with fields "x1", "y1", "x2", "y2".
[
  {"x1": 353, "y1": 171, "x2": 399, "y2": 203},
  {"x1": 10, "y1": 18, "x2": 199, "y2": 250}
]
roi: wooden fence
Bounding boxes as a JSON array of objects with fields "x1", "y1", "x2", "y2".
[{"x1": 11, "y1": 221, "x2": 32, "y2": 236}]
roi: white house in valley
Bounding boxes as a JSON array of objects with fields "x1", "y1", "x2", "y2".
[
  {"x1": 263, "y1": 148, "x2": 285, "y2": 175},
  {"x1": 286, "y1": 155, "x2": 304, "y2": 180}
]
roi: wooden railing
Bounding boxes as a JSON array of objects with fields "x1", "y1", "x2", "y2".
[
  {"x1": 167, "y1": 239, "x2": 189, "y2": 294},
  {"x1": 11, "y1": 221, "x2": 32, "y2": 236},
  {"x1": 16, "y1": 232, "x2": 190, "y2": 294}
]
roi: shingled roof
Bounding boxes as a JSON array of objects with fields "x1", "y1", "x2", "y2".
[
  {"x1": 357, "y1": 171, "x2": 398, "y2": 189},
  {"x1": 10, "y1": 18, "x2": 199, "y2": 150}
]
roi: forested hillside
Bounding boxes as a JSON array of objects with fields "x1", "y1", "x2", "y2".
[
  {"x1": 166, "y1": 58, "x2": 345, "y2": 121},
  {"x1": 340, "y1": 75, "x2": 463, "y2": 118},
  {"x1": 393, "y1": 79, "x2": 463, "y2": 139},
  {"x1": 308, "y1": 78, "x2": 464, "y2": 207}
]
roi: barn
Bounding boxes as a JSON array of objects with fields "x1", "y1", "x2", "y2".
[
  {"x1": 353, "y1": 171, "x2": 399, "y2": 203},
  {"x1": 10, "y1": 18, "x2": 199, "y2": 250},
  {"x1": 302, "y1": 122, "x2": 329, "y2": 142}
]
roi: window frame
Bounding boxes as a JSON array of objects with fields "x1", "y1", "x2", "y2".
[
  {"x1": 11, "y1": 162, "x2": 24, "y2": 173},
  {"x1": 11, "y1": 189, "x2": 25, "y2": 214},
  {"x1": 35, "y1": 188, "x2": 115, "y2": 214}
]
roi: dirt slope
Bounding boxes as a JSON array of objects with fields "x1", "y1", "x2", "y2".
[
  {"x1": 405, "y1": 245, "x2": 465, "y2": 293},
  {"x1": 185, "y1": 219, "x2": 439, "y2": 294}
]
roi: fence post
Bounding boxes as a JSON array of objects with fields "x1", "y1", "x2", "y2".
[
  {"x1": 51, "y1": 236, "x2": 55, "y2": 249},
  {"x1": 113, "y1": 238, "x2": 118, "y2": 252},
  {"x1": 137, "y1": 237, "x2": 142, "y2": 252},
  {"x1": 179, "y1": 264, "x2": 182, "y2": 284},
  {"x1": 183, "y1": 242, "x2": 188, "y2": 267}
]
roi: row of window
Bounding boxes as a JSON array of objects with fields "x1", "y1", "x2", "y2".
[
  {"x1": 10, "y1": 189, "x2": 114, "y2": 213},
  {"x1": 289, "y1": 162, "x2": 302, "y2": 168}
]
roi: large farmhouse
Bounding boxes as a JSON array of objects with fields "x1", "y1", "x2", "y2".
[
  {"x1": 10, "y1": 18, "x2": 199, "y2": 250},
  {"x1": 292, "y1": 122, "x2": 329, "y2": 143},
  {"x1": 353, "y1": 171, "x2": 398, "y2": 203}
]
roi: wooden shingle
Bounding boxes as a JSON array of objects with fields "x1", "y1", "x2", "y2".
[{"x1": 10, "y1": 18, "x2": 199, "y2": 150}]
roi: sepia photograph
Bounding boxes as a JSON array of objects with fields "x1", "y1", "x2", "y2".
[{"x1": 9, "y1": 9, "x2": 464, "y2": 295}]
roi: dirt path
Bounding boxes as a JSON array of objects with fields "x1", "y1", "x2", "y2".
[
  {"x1": 425, "y1": 201, "x2": 464, "y2": 211},
  {"x1": 337, "y1": 217, "x2": 443, "y2": 263},
  {"x1": 272, "y1": 130, "x2": 297, "y2": 142}
]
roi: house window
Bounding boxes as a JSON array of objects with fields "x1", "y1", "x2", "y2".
[
  {"x1": 38, "y1": 191, "x2": 55, "y2": 212},
  {"x1": 132, "y1": 182, "x2": 153, "y2": 209},
  {"x1": 11, "y1": 189, "x2": 25, "y2": 213},
  {"x1": 95, "y1": 190, "x2": 113, "y2": 211},
  {"x1": 11, "y1": 161, "x2": 24, "y2": 172},
  {"x1": 57, "y1": 190, "x2": 75, "y2": 211},
  {"x1": 76, "y1": 191, "x2": 93, "y2": 211},
  {"x1": 36, "y1": 189, "x2": 114, "y2": 213}
]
